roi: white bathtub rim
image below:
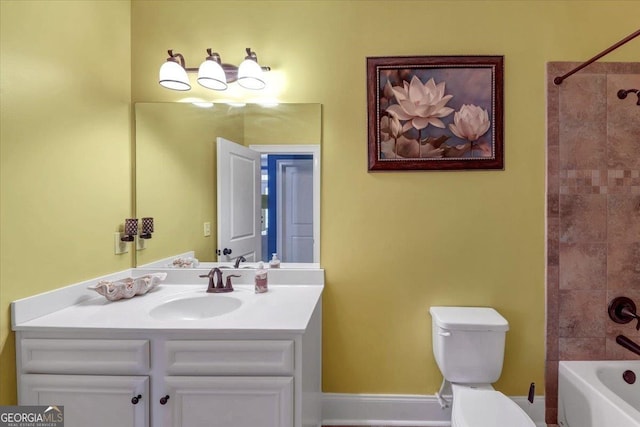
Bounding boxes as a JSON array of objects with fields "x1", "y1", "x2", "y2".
[{"x1": 559, "y1": 360, "x2": 640, "y2": 426}]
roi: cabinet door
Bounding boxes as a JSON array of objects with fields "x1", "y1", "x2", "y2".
[
  {"x1": 161, "y1": 376, "x2": 293, "y2": 427},
  {"x1": 20, "y1": 374, "x2": 149, "y2": 427}
]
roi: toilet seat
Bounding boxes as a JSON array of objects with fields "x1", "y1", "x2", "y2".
[{"x1": 452, "y1": 387, "x2": 535, "y2": 427}]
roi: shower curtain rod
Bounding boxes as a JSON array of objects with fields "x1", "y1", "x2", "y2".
[{"x1": 553, "y1": 28, "x2": 640, "y2": 85}]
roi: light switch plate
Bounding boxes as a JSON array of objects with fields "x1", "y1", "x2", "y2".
[{"x1": 204, "y1": 222, "x2": 211, "y2": 237}]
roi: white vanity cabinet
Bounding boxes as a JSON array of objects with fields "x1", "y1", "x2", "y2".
[
  {"x1": 18, "y1": 338, "x2": 151, "y2": 427},
  {"x1": 13, "y1": 274, "x2": 323, "y2": 427},
  {"x1": 157, "y1": 339, "x2": 296, "y2": 427},
  {"x1": 15, "y1": 299, "x2": 322, "y2": 427},
  {"x1": 21, "y1": 374, "x2": 149, "y2": 427},
  {"x1": 160, "y1": 376, "x2": 293, "y2": 427}
]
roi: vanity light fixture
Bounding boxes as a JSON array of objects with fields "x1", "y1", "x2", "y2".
[
  {"x1": 237, "y1": 48, "x2": 267, "y2": 90},
  {"x1": 197, "y1": 49, "x2": 228, "y2": 91},
  {"x1": 158, "y1": 52, "x2": 191, "y2": 91},
  {"x1": 159, "y1": 48, "x2": 270, "y2": 91}
]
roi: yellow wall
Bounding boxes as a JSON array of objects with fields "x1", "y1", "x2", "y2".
[
  {"x1": 135, "y1": 103, "x2": 243, "y2": 265},
  {"x1": 1, "y1": 0, "x2": 639, "y2": 404},
  {"x1": 0, "y1": 1, "x2": 131, "y2": 403},
  {"x1": 130, "y1": 0, "x2": 639, "y2": 395},
  {"x1": 244, "y1": 103, "x2": 322, "y2": 146}
]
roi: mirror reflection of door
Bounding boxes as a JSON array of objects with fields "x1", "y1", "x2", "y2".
[
  {"x1": 216, "y1": 137, "x2": 261, "y2": 262},
  {"x1": 265, "y1": 155, "x2": 314, "y2": 263},
  {"x1": 218, "y1": 138, "x2": 317, "y2": 264},
  {"x1": 135, "y1": 103, "x2": 321, "y2": 267}
]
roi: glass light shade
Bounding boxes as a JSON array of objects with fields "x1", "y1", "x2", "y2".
[
  {"x1": 159, "y1": 61, "x2": 191, "y2": 91},
  {"x1": 197, "y1": 60, "x2": 228, "y2": 91},
  {"x1": 237, "y1": 58, "x2": 266, "y2": 90}
]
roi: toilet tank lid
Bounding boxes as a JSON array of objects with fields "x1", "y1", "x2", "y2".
[{"x1": 429, "y1": 306, "x2": 509, "y2": 331}]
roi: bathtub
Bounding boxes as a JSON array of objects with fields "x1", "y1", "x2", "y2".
[{"x1": 558, "y1": 360, "x2": 640, "y2": 427}]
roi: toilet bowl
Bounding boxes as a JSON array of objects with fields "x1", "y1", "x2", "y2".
[
  {"x1": 429, "y1": 306, "x2": 535, "y2": 427},
  {"x1": 450, "y1": 384, "x2": 535, "y2": 427}
]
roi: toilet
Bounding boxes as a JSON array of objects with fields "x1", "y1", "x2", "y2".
[{"x1": 429, "y1": 306, "x2": 536, "y2": 427}]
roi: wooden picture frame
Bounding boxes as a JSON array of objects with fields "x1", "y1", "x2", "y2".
[{"x1": 367, "y1": 55, "x2": 504, "y2": 171}]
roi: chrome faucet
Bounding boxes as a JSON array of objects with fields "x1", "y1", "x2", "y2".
[
  {"x1": 199, "y1": 268, "x2": 238, "y2": 293},
  {"x1": 234, "y1": 256, "x2": 246, "y2": 268}
]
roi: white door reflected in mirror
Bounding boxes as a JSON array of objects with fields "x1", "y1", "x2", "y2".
[
  {"x1": 218, "y1": 140, "x2": 319, "y2": 264},
  {"x1": 217, "y1": 137, "x2": 261, "y2": 263}
]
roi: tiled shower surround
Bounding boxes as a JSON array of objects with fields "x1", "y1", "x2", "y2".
[{"x1": 546, "y1": 62, "x2": 640, "y2": 425}]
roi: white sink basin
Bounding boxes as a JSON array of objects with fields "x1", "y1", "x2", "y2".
[{"x1": 149, "y1": 295, "x2": 242, "y2": 320}]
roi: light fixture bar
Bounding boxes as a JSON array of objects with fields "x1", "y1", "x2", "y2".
[{"x1": 159, "y1": 47, "x2": 271, "y2": 91}]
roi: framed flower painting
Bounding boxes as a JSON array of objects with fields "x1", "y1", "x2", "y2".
[{"x1": 367, "y1": 55, "x2": 504, "y2": 171}]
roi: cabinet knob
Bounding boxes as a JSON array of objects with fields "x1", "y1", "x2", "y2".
[
  {"x1": 131, "y1": 394, "x2": 142, "y2": 405},
  {"x1": 160, "y1": 395, "x2": 170, "y2": 405}
]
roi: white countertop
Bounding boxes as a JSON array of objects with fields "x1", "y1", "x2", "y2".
[{"x1": 13, "y1": 284, "x2": 323, "y2": 333}]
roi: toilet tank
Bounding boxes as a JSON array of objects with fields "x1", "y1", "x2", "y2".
[{"x1": 429, "y1": 306, "x2": 509, "y2": 384}]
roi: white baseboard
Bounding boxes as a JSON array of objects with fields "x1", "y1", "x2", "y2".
[{"x1": 322, "y1": 393, "x2": 547, "y2": 427}]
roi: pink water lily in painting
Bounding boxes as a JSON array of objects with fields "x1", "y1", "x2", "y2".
[
  {"x1": 449, "y1": 104, "x2": 491, "y2": 143},
  {"x1": 386, "y1": 76, "x2": 455, "y2": 131},
  {"x1": 380, "y1": 110, "x2": 403, "y2": 140},
  {"x1": 380, "y1": 75, "x2": 492, "y2": 159}
]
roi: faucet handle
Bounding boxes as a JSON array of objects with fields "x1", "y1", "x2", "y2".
[
  {"x1": 199, "y1": 273, "x2": 213, "y2": 287},
  {"x1": 628, "y1": 310, "x2": 640, "y2": 331},
  {"x1": 225, "y1": 274, "x2": 241, "y2": 291},
  {"x1": 608, "y1": 297, "x2": 639, "y2": 330}
]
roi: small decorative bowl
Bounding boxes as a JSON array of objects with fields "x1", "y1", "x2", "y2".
[
  {"x1": 168, "y1": 257, "x2": 199, "y2": 268},
  {"x1": 88, "y1": 272, "x2": 167, "y2": 301}
]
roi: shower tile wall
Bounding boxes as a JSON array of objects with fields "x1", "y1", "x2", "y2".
[{"x1": 546, "y1": 62, "x2": 640, "y2": 425}]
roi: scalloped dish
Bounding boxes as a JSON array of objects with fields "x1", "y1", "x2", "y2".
[{"x1": 88, "y1": 272, "x2": 167, "y2": 301}]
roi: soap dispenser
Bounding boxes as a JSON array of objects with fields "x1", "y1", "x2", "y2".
[
  {"x1": 269, "y1": 253, "x2": 281, "y2": 269},
  {"x1": 255, "y1": 262, "x2": 268, "y2": 293}
]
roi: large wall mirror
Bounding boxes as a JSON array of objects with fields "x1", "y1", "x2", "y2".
[{"x1": 135, "y1": 102, "x2": 321, "y2": 267}]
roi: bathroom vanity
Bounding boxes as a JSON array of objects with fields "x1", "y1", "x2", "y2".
[{"x1": 12, "y1": 268, "x2": 323, "y2": 427}]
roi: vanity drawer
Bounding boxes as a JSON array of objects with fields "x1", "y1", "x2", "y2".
[
  {"x1": 20, "y1": 339, "x2": 150, "y2": 375},
  {"x1": 165, "y1": 340, "x2": 294, "y2": 375}
]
